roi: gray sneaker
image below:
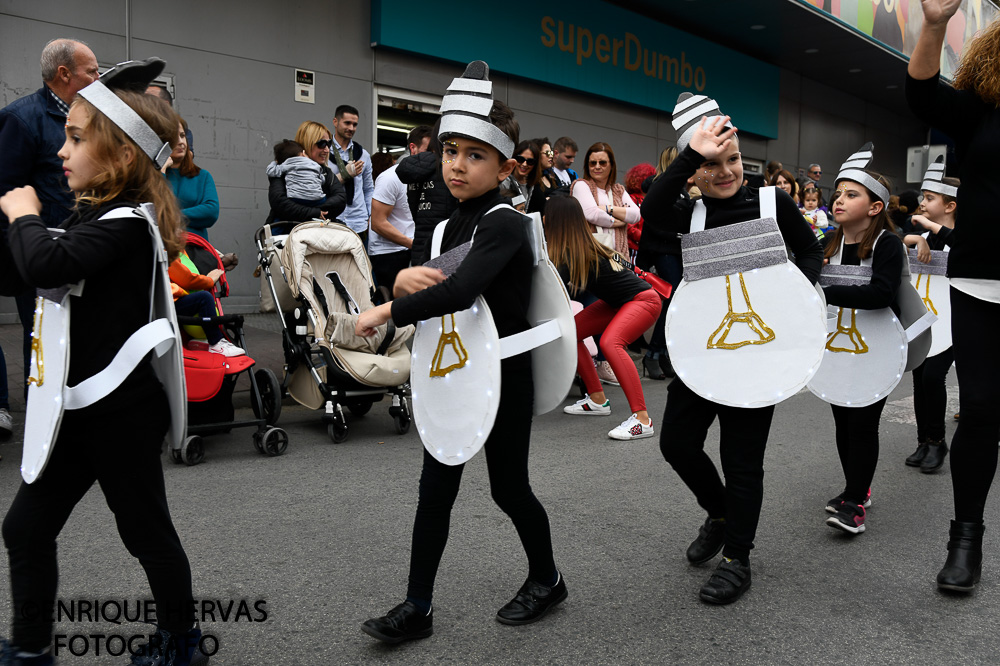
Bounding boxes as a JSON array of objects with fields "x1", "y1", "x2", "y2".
[{"x1": 0, "y1": 409, "x2": 12, "y2": 438}]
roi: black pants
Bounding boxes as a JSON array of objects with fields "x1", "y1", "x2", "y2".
[
  {"x1": 2, "y1": 394, "x2": 194, "y2": 651},
  {"x1": 831, "y1": 398, "x2": 887, "y2": 505},
  {"x1": 912, "y1": 348, "x2": 954, "y2": 443},
  {"x1": 406, "y1": 362, "x2": 556, "y2": 603},
  {"x1": 370, "y1": 249, "x2": 411, "y2": 295},
  {"x1": 950, "y1": 287, "x2": 1000, "y2": 523},
  {"x1": 659, "y1": 379, "x2": 774, "y2": 564},
  {"x1": 15, "y1": 290, "x2": 34, "y2": 398}
]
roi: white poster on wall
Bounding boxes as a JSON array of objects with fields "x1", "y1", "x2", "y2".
[{"x1": 295, "y1": 69, "x2": 315, "y2": 104}]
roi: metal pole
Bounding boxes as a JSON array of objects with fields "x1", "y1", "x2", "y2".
[{"x1": 125, "y1": 0, "x2": 131, "y2": 60}]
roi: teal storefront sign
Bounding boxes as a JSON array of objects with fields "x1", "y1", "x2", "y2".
[{"x1": 372, "y1": 0, "x2": 779, "y2": 138}]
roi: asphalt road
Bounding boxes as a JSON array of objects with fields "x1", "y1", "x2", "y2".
[{"x1": 0, "y1": 316, "x2": 994, "y2": 665}]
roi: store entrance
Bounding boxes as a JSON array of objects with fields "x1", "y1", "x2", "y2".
[{"x1": 375, "y1": 86, "x2": 441, "y2": 157}]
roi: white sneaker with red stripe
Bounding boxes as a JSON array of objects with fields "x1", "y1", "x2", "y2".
[
  {"x1": 608, "y1": 414, "x2": 654, "y2": 440},
  {"x1": 563, "y1": 396, "x2": 611, "y2": 416}
]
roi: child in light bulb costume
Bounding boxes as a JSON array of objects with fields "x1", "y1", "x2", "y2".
[
  {"x1": 902, "y1": 155, "x2": 959, "y2": 472},
  {"x1": 810, "y1": 142, "x2": 935, "y2": 536},
  {"x1": 356, "y1": 61, "x2": 572, "y2": 643},
  {"x1": 0, "y1": 59, "x2": 208, "y2": 665},
  {"x1": 641, "y1": 93, "x2": 825, "y2": 605}
]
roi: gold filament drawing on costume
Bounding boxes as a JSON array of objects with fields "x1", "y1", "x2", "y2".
[
  {"x1": 826, "y1": 307, "x2": 869, "y2": 354},
  {"x1": 430, "y1": 313, "x2": 469, "y2": 377},
  {"x1": 27, "y1": 298, "x2": 44, "y2": 387},
  {"x1": 915, "y1": 273, "x2": 937, "y2": 315},
  {"x1": 707, "y1": 273, "x2": 776, "y2": 350}
]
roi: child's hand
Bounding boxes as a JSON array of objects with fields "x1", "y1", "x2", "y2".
[
  {"x1": 0, "y1": 186, "x2": 42, "y2": 221},
  {"x1": 207, "y1": 268, "x2": 224, "y2": 283},
  {"x1": 915, "y1": 236, "x2": 932, "y2": 264},
  {"x1": 356, "y1": 303, "x2": 391, "y2": 337},
  {"x1": 160, "y1": 157, "x2": 173, "y2": 174},
  {"x1": 689, "y1": 116, "x2": 736, "y2": 161},
  {"x1": 393, "y1": 266, "x2": 445, "y2": 298}
]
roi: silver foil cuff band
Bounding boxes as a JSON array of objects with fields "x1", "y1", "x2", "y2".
[
  {"x1": 819, "y1": 264, "x2": 873, "y2": 287},
  {"x1": 78, "y1": 81, "x2": 171, "y2": 169},
  {"x1": 836, "y1": 169, "x2": 889, "y2": 205},
  {"x1": 446, "y1": 78, "x2": 492, "y2": 94},
  {"x1": 920, "y1": 180, "x2": 958, "y2": 197},
  {"x1": 681, "y1": 218, "x2": 787, "y2": 281},
  {"x1": 439, "y1": 115, "x2": 514, "y2": 159},
  {"x1": 908, "y1": 249, "x2": 949, "y2": 276},
  {"x1": 440, "y1": 94, "x2": 494, "y2": 116}
]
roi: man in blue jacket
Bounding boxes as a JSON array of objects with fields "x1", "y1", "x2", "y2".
[{"x1": 0, "y1": 38, "x2": 99, "y2": 418}]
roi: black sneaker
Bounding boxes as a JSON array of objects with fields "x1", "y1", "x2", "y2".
[
  {"x1": 827, "y1": 489, "x2": 870, "y2": 514},
  {"x1": 905, "y1": 441, "x2": 930, "y2": 467},
  {"x1": 699, "y1": 558, "x2": 751, "y2": 605},
  {"x1": 496, "y1": 574, "x2": 568, "y2": 625},
  {"x1": 686, "y1": 517, "x2": 726, "y2": 565},
  {"x1": 129, "y1": 625, "x2": 210, "y2": 665},
  {"x1": 826, "y1": 502, "x2": 866, "y2": 535},
  {"x1": 0, "y1": 639, "x2": 53, "y2": 666},
  {"x1": 361, "y1": 601, "x2": 433, "y2": 644}
]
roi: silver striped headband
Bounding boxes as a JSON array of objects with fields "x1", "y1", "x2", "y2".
[
  {"x1": 835, "y1": 142, "x2": 889, "y2": 206},
  {"x1": 438, "y1": 61, "x2": 514, "y2": 159},
  {"x1": 77, "y1": 58, "x2": 172, "y2": 169},
  {"x1": 672, "y1": 92, "x2": 734, "y2": 153},
  {"x1": 920, "y1": 155, "x2": 958, "y2": 198}
]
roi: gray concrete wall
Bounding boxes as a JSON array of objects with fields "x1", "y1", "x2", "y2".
[{"x1": 0, "y1": 1, "x2": 926, "y2": 323}]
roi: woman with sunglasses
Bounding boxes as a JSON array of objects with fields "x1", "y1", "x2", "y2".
[
  {"x1": 533, "y1": 137, "x2": 556, "y2": 193},
  {"x1": 265, "y1": 120, "x2": 346, "y2": 230},
  {"x1": 504, "y1": 140, "x2": 546, "y2": 214},
  {"x1": 571, "y1": 142, "x2": 640, "y2": 257}
]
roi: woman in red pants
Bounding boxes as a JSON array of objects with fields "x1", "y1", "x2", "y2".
[{"x1": 546, "y1": 196, "x2": 661, "y2": 440}]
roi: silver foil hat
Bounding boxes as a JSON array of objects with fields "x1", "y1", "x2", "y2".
[
  {"x1": 438, "y1": 61, "x2": 514, "y2": 159},
  {"x1": 672, "y1": 92, "x2": 735, "y2": 153},
  {"x1": 920, "y1": 155, "x2": 957, "y2": 198},
  {"x1": 77, "y1": 58, "x2": 172, "y2": 169},
  {"x1": 834, "y1": 142, "x2": 889, "y2": 206}
]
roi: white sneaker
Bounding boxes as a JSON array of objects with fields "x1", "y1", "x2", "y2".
[
  {"x1": 209, "y1": 339, "x2": 246, "y2": 357},
  {"x1": 596, "y1": 361, "x2": 620, "y2": 386},
  {"x1": 563, "y1": 395, "x2": 611, "y2": 416},
  {"x1": 608, "y1": 413, "x2": 654, "y2": 440},
  {"x1": 0, "y1": 408, "x2": 12, "y2": 436}
]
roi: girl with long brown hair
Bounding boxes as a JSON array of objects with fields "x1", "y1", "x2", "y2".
[
  {"x1": 0, "y1": 66, "x2": 207, "y2": 664},
  {"x1": 820, "y1": 165, "x2": 902, "y2": 537},
  {"x1": 549, "y1": 196, "x2": 660, "y2": 440}
]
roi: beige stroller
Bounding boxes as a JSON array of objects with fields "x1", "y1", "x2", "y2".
[{"x1": 255, "y1": 221, "x2": 413, "y2": 442}]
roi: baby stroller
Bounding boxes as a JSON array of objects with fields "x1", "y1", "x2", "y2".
[
  {"x1": 176, "y1": 232, "x2": 288, "y2": 464},
  {"x1": 255, "y1": 221, "x2": 412, "y2": 443}
]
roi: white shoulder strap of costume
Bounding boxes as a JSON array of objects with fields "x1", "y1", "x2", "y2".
[
  {"x1": 759, "y1": 186, "x2": 776, "y2": 221},
  {"x1": 430, "y1": 203, "x2": 515, "y2": 259},
  {"x1": 690, "y1": 199, "x2": 707, "y2": 233},
  {"x1": 63, "y1": 204, "x2": 179, "y2": 410}
]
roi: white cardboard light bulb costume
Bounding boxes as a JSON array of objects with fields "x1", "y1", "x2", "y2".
[
  {"x1": 664, "y1": 93, "x2": 827, "y2": 408},
  {"x1": 22, "y1": 59, "x2": 186, "y2": 483},
  {"x1": 909, "y1": 155, "x2": 954, "y2": 357},
  {"x1": 808, "y1": 143, "x2": 936, "y2": 407},
  {"x1": 409, "y1": 61, "x2": 576, "y2": 466}
]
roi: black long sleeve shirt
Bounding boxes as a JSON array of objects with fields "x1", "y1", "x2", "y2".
[
  {"x1": 390, "y1": 190, "x2": 533, "y2": 357},
  {"x1": 823, "y1": 234, "x2": 904, "y2": 315},
  {"x1": 558, "y1": 255, "x2": 650, "y2": 308},
  {"x1": 640, "y1": 146, "x2": 824, "y2": 284},
  {"x1": 906, "y1": 72, "x2": 1000, "y2": 280}
]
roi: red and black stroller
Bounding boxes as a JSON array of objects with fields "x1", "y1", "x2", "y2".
[{"x1": 174, "y1": 232, "x2": 288, "y2": 465}]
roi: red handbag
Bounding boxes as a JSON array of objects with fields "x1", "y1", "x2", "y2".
[{"x1": 612, "y1": 253, "x2": 673, "y2": 300}]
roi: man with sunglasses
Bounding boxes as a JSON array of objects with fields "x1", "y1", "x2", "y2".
[{"x1": 330, "y1": 104, "x2": 374, "y2": 246}]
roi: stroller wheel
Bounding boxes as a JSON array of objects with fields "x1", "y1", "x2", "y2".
[
  {"x1": 170, "y1": 447, "x2": 184, "y2": 464},
  {"x1": 252, "y1": 431, "x2": 265, "y2": 454},
  {"x1": 181, "y1": 436, "x2": 205, "y2": 466},
  {"x1": 347, "y1": 401, "x2": 373, "y2": 417},
  {"x1": 328, "y1": 422, "x2": 349, "y2": 444},
  {"x1": 394, "y1": 413, "x2": 410, "y2": 435},
  {"x1": 251, "y1": 368, "x2": 283, "y2": 426},
  {"x1": 262, "y1": 427, "x2": 289, "y2": 456}
]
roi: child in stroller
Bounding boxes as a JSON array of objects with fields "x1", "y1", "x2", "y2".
[{"x1": 170, "y1": 249, "x2": 245, "y2": 357}]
